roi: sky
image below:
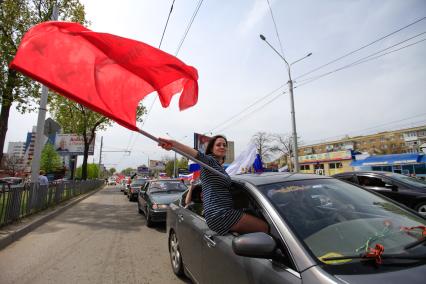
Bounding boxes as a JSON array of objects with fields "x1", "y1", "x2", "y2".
[{"x1": 5, "y1": 0, "x2": 426, "y2": 171}]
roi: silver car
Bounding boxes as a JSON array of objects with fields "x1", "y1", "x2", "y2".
[{"x1": 167, "y1": 173, "x2": 426, "y2": 284}]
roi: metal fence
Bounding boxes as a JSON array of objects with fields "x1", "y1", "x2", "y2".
[{"x1": 0, "y1": 180, "x2": 104, "y2": 228}]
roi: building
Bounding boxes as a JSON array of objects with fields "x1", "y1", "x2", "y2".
[
  {"x1": 7, "y1": 142, "x2": 26, "y2": 157},
  {"x1": 225, "y1": 141, "x2": 235, "y2": 165},
  {"x1": 297, "y1": 125, "x2": 426, "y2": 176},
  {"x1": 299, "y1": 125, "x2": 426, "y2": 156}
]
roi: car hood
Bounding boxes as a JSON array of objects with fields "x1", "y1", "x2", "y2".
[
  {"x1": 149, "y1": 193, "x2": 183, "y2": 205},
  {"x1": 334, "y1": 264, "x2": 426, "y2": 284}
]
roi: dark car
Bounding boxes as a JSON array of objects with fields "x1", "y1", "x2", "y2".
[
  {"x1": 167, "y1": 172, "x2": 426, "y2": 284},
  {"x1": 138, "y1": 179, "x2": 187, "y2": 227},
  {"x1": 128, "y1": 178, "x2": 147, "y2": 201},
  {"x1": 333, "y1": 171, "x2": 426, "y2": 216}
]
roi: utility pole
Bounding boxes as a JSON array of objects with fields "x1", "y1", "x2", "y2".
[
  {"x1": 31, "y1": 6, "x2": 58, "y2": 183},
  {"x1": 98, "y1": 136, "x2": 103, "y2": 176},
  {"x1": 260, "y1": 34, "x2": 312, "y2": 172}
]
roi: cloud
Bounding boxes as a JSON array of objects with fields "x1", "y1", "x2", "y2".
[{"x1": 238, "y1": 0, "x2": 272, "y2": 36}]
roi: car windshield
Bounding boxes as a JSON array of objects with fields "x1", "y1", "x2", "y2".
[
  {"x1": 131, "y1": 179, "x2": 146, "y2": 186},
  {"x1": 258, "y1": 178, "x2": 426, "y2": 268},
  {"x1": 383, "y1": 172, "x2": 426, "y2": 187},
  {"x1": 149, "y1": 181, "x2": 187, "y2": 193}
]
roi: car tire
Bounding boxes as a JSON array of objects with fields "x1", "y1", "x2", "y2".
[
  {"x1": 146, "y1": 208, "x2": 153, "y2": 227},
  {"x1": 169, "y1": 231, "x2": 184, "y2": 276},
  {"x1": 415, "y1": 201, "x2": 426, "y2": 216}
]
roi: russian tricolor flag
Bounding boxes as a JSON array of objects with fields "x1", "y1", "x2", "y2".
[{"x1": 188, "y1": 160, "x2": 201, "y2": 180}]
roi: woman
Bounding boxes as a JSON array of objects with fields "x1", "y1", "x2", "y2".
[{"x1": 158, "y1": 135, "x2": 268, "y2": 235}]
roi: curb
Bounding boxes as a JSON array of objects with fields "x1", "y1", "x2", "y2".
[{"x1": 0, "y1": 185, "x2": 105, "y2": 251}]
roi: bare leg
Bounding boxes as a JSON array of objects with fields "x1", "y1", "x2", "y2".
[{"x1": 230, "y1": 213, "x2": 269, "y2": 234}]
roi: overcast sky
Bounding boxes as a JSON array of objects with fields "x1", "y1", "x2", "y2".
[{"x1": 5, "y1": 0, "x2": 426, "y2": 171}]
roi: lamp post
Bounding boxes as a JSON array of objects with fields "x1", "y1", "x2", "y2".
[
  {"x1": 259, "y1": 34, "x2": 312, "y2": 172},
  {"x1": 166, "y1": 133, "x2": 187, "y2": 178}
]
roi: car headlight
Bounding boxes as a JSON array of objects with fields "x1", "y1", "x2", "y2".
[{"x1": 152, "y1": 204, "x2": 168, "y2": 209}]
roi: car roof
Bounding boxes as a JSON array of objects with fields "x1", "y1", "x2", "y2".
[
  {"x1": 231, "y1": 172, "x2": 331, "y2": 186},
  {"x1": 333, "y1": 171, "x2": 394, "y2": 176}
]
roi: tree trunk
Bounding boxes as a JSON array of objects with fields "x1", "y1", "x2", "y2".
[
  {"x1": 0, "y1": 70, "x2": 17, "y2": 165},
  {"x1": 81, "y1": 145, "x2": 89, "y2": 180}
]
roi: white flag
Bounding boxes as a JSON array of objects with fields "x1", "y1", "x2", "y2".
[{"x1": 226, "y1": 144, "x2": 257, "y2": 176}]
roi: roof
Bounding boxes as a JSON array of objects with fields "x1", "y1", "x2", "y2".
[
  {"x1": 351, "y1": 153, "x2": 424, "y2": 167},
  {"x1": 231, "y1": 172, "x2": 330, "y2": 186}
]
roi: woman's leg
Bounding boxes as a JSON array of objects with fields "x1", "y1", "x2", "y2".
[{"x1": 230, "y1": 213, "x2": 269, "y2": 234}]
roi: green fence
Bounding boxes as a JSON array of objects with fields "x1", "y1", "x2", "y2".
[{"x1": 0, "y1": 180, "x2": 104, "y2": 228}]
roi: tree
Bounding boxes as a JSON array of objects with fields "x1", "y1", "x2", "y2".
[
  {"x1": 0, "y1": 0, "x2": 88, "y2": 164},
  {"x1": 50, "y1": 96, "x2": 146, "y2": 180},
  {"x1": 40, "y1": 143, "x2": 62, "y2": 173},
  {"x1": 270, "y1": 133, "x2": 302, "y2": 171},
  {"x1": 251, "y1": 132, "x2": 273, "y2": 163},
  {"x1": 75, "y1": 163, "x2": 99, "y2": 179},
  {"x1": 3, "y1": 153, "x2": 24, "y2": 175},
  {"x1": 164, "y1": 158, "x2": 174, "y2": 178},
  {"x1": 108, "y1": 167, "x2": 116, "y2": 175},
  {"x1": 121, "y1": 167, "x2": 135, "y2": 176}
]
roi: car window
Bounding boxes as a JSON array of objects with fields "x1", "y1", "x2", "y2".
[
  {"x1": 337, "y1": 175, "x2": 357, "y2": 184},
  {"x1": 149, "y1": 181, "x2": 187, "y2": 193},
  {"x1": 383, "y1": 172, "x2": 426, "y2": 188},
  {"x1": 258, "y1": 178, "x2": 426, "y2": 273},
  {"x1": 357, "y1": 175, "x2": 389, "y2": 187}
]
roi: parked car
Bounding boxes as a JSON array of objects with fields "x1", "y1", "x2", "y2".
[
  {"x1": 128, "y1": 178, "x2": 148, "y2": 201},
  {"x1": 107, "y1": 177, "x2": 116, "y2": 186},
  {"x1": 333, "y1": 171, "x2": 426, "y2": 216},
  {"x1": 138, "y1": 179, "x2": 187, "y2": 227},
  {"x1": 0, "y1": 177, "x2": 25, "y2": 188},
  {"x1": 167, "y1": 172, "x2": 426, "y2": 284}
]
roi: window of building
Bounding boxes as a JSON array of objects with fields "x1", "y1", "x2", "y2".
[
  {"x1": 329, "y1": 162, "x2": 343, "y2": 169},
  {"x1": 301, "y1": 165, "x2": 310, "y2": 171}
]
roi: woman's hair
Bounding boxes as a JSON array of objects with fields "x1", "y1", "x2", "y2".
[{"x1": 205, "y1": 135, "x2": 227, "y2": 162}]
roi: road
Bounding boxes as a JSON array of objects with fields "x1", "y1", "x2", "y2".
[{"x1": 0, "y1": 185, "x2": 189, "y2": 284}]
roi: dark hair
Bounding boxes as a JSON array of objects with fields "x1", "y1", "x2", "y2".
[{"x1": 205, "y1": 135, "x2": 227, "y2": 162}]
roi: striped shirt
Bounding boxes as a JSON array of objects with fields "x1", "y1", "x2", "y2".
[{"x1": 197, "y1": 151, "x2": 242, "y2": 235}]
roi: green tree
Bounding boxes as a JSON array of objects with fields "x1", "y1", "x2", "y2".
[
  {"x1": 0, "y1": 0, "x2": 88, "y2": 164},
  {"x1": 40, "y1": 143, "x2": 62, "y2": 173},
  {"x1": 177, "y1": 157, "x2": 188, "y2": 172},
  {"x1": 50, "y1": 97, "x2": 146, "y2": 180},
  {"x1": 164, "y1": 158, "x2": 174, "y2": 177},
  {"x1": 109, "y1": 167, "x2": 116, "y2": 175},
  {"x1": 75, "y1": 163, "x2": 99, "y2": 179},
  {"x1": 120, "y1": 167, "x2": 134, "y2": 176}
]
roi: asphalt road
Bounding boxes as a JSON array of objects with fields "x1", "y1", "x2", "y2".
[{"x1": 0, "y1": 185, "x2": 189, "y2": 284}]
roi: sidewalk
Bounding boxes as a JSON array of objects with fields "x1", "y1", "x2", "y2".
[{"x1": 0, "y1": 185, "x2": 105, "y2": 250}]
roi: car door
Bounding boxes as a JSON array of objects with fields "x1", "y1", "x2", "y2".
[
  {"x1": 355, "y1": 174, "x2": 402, "y2": 201},
  {"x1": 174, "y1": 202, "x2": 205, "y2": 282},
  {"x1": 200, "y1": 185, "x2": 302, "y2": 284},
  {"x1": 139, "y1": 182, "x2": 149, "y2": 213}
]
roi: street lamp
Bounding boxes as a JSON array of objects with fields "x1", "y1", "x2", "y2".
[
  {"x1": 259, "y1": 34, "x2": 312, "y2": 172},
  {"x1": 166, "y1": 133, "x2": 188, "y2": 178}
]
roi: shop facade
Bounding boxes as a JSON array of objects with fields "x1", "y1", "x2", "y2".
[{"x1": 299, "y1": 150, "x2": 353, "y2": 176}]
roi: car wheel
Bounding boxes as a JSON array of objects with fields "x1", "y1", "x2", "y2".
[
  {"x1": 146, "y1": 208, "x2": 153, "y2": 227},
  {"x1": 415, "y1": 202, "x2": 426, "y2": 216},
  {"x1": 169, "y1": 231, "x2": 184, "y2": 276}
]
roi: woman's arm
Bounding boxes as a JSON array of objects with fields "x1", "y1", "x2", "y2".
[
  {"x1": 158, "y1": 137, "x2": 197, "y2": 158},
  {"x1": 185, "y1": 182, "x2": 194, "y2": 206}
]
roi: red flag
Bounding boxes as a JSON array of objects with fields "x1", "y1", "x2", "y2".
[{"x1": 10, "y1": 21, "x2": 198, "y2": 131}]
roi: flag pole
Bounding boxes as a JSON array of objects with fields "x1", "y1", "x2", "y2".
[{"x1": 137, "y1": 128, "x2": 228, "y2": 178}]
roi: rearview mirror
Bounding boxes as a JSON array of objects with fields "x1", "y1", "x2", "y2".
[{"x1": 232, "y1": 232, "x2": 276, "y2": 259}]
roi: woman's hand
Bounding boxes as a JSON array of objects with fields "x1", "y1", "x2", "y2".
[{"x1": 158, "y1": 137, "x2": 174, "y2": 151}]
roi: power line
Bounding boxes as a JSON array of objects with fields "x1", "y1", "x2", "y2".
[
  {"x1": 159, "y1": 0, "x2": 176, "y2": 49},
  {"x1": 266, "y1": 0, "x2": 285, "y2": 58},
  {"x1": 214, "y1": 90, "x2": 287, "y2": 134},
  {"x1": 304, "y1": 113, "x2": 426, "y2": 145},
  {"x1": 206, "y1": 83, "x2": 287, "y2": 134},
  {"x1": 295, "y1": 34, "x2": 426, "y2": 88},
  {"x1": 294, "y1": 16, "x2": 426, "y2": 80},
  {"x1": 175, "y1": 0, "x2": 204, "y2": 56}
]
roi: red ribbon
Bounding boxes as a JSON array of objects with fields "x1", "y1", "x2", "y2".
[
  {"x1": 364, "y1": 244, "x2": 385, "y2": 264},
  {"x1": 400, "y1": 226, "x2": 426, "y2": 238}
]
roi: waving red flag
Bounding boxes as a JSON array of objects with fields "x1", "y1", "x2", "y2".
[{"x1": 10, "y1": 21, "x2": 198, "y2": 131}]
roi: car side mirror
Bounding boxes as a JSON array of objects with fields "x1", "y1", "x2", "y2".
[{"x1": 232, "y1": 232, "x2": 276, "y2": 259}]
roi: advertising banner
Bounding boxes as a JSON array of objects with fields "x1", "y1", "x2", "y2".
[
  {"x1": 54, "y1": 134, "x2": 95, "y2": 155},
  {"x1": 137, "y1": 165, "x2": 149, "y2": 175},
  {"x1": 194, "y1": 133, "x2": 211, "y2": 154},
  {"x1": 149, "y1": 159, "x2": 165, "y2": 170},
  {"x1": 299, "y1": 150, "x2": 352, "y2": 163}
]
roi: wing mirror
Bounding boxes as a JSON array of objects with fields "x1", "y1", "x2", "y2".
[{"x1": 232, "y1": 232, "x2": 276, "y2": 259}]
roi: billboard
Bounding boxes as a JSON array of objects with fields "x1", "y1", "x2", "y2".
[
  {"x1": 194, "y1": 133, "x2": 211, "y2": 154},
  {"x1": 149, "y1": 159, "x2": 165, "y2": 170},
  {"x1": 54, "y1": 134, "x2": 95, "y2": 155},
  {"x1": 137, "y1": 165, "x2": 149, "y2": 175}
]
